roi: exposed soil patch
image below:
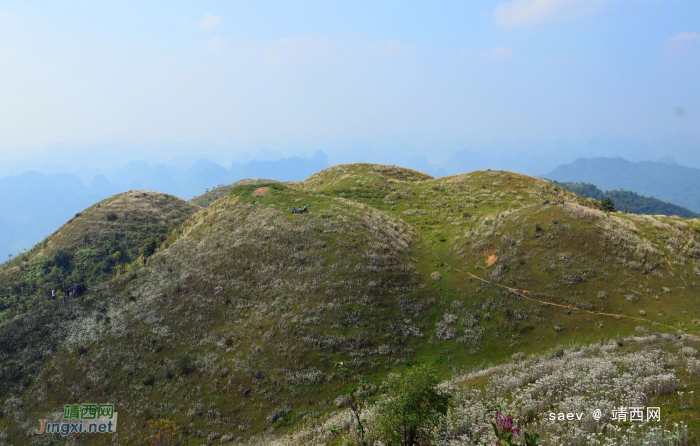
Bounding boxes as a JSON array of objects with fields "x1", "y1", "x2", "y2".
[
  {"x1": 486, "y1": 252, "x2": 498, "y2": 267},
  {"x1": 253, "y1": 187, "x2": 270, "y2": 197}
]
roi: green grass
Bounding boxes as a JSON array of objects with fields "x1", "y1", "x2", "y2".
[{"x1": 1, "y1": 164, "x2": 699, "y2": 444}]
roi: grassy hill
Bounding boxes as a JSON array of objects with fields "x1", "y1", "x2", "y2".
[
  {"x1": 1, "y1": 165, "x2": 699, "y2": 445},
  {"x1": 0, "y1": 190, "x2": 199, "y2": 320}
]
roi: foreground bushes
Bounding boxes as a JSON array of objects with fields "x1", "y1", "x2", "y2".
[{"x1": 374, "y1": 365, "x2": 451, "y2": 446}]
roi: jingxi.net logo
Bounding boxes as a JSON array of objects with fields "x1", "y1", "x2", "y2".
[{"x1": 35, "y1": 403, "x2": 117, "y2": 436}]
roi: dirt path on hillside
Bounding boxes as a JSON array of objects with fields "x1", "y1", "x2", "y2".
[{"x1": 427, "y1": 243, "x2": 687, "y2": 335}]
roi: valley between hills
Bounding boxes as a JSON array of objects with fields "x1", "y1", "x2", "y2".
[{"x1": 1, "y1": 164, "x2": 699, "y2": 445}]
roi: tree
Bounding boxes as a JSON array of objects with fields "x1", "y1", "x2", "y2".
[
  {"x1": 600, "y1": 197, "x2": 616, "y2": 212},
  {"x1": 346, "y1": 380, "x2": 375, "y2": 444},
  {"x1": 375, "y1": 365, "x2": 451, "y2": 446},
  {"x1": 52, "y1": 249, "x2": 71, "y2": 270},
  {"x1": 140, "y1": 238, "x2": 158, "y2": 258}
]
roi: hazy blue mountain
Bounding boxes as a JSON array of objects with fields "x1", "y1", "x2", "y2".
[
  {"x1": 446, "y1": 149, "x2": 557, "y2": 176},
  {"x1": 100, "y1": 151, "x2": 331, "y2": 199},
  {"x1": 110, "y1": 161, "x2": 183, "y2": 196},
  {"x1": 180, "y1": 159, "x2": 234, "y2": 198},
  {"x1": 254, "y1": 147, "x2": 285, "y2": 161},
  {"x1": 0, "y1": 172, "x2": 116, "y2": 259},
  {"x1": 0, "y1": 152, "x2": 332, "y2": 259},
  {"x1": 0, "y1": 217, "x2": 16, "y2": 260},
  {"x1": 405, "y1": 156, "x2": 447, "y2": 177},
  {"x1": 545, "y1": 158, "x2": 700, "y2": 213},
  {"x1": 656, "y1": 156, "x2": 681, "y2": 166},
  {"x1": 552, "y1": 181, "x2": 699, "y2": 218},
  {"x1": 89, "y1": 174, "x2": 121, "y2": 196},
  {"x1": 230, "y1": 149, "x2": 329, "y2": 182}
]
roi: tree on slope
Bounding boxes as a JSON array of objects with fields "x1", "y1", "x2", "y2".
[
  {"x1": 375, "y1": 365, "x2": 451, "y2": 446},
  {"x1": 600, "y1": 197, "x2": 616, "y2": 212}
]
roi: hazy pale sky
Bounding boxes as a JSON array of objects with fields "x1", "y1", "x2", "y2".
[{"x1": 0, "y1": 0, "x2": 699, "y2": 159}]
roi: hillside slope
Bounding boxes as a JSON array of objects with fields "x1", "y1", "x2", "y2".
[
  {"x1": 1, "y1": 165, "x2": 699, "y2": 445},
  {"x1": 0, "y1": 190, "x2": 199, "y2": 319},
  {"x1": 0, "y1": 171, "x2": 120, "y2": 260}
]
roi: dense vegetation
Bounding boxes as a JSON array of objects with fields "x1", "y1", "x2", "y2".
[
  {"x1": 545, "y1": 157, "x2": 700, "y2": 213},
  {"x1": 0, "y1": 191, "x2": 198, "y2": 320},
  {"x1": 1, "y1": 165, "x2": 699, "y2": 445},
  {"x1": 552, "y1": 181, "x2": 699, "y2": 218}
]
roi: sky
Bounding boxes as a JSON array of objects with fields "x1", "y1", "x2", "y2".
[{"x1": 0, "y1": 0, "x2": 699, "y2": 169}]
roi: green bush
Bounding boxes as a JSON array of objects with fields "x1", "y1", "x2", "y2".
[
  {"x1": 600, "y1": 197, "x2": 616, "y2": 213},
  {"x1": 176, "y1": 354, "x2": 196, "y2": 376},
  {"x1": 374, "y1": 365, "x2": 451, "y2": 446},
  {"x1": 52, "y1": 249, "x2": 71, "y2": 270},
  {"x1": 140, "y1": 238, "x2": 159, "y2": 258}
]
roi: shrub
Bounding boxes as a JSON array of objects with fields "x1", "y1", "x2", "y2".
[
  {"x1": 681, "y1": 346, "x2": 698, "y2": 358},
  {"x1": 344, "y1": 380, "x2": 375, "y2": 444},
  {"x1": 146, "y1": 419, "x2": 179, "y2": 445},
  {"x1": 374, "y1": 365, "x2": 451, "y2": 446},
  {"x1": 52, "y1": 249, "x2": 71, "y2": 270},
  {"x1": 600, "y1": 197, "x2": 616, "y2": 212},
  {"x1": 176, "y1": 354, "x2": 196, "y2": 376},
  {"x1": 106, "y1": 212, "x2": 118, "y2": 222},
  {"x1": 140, "y1": 238, "x2": 159, "y2": 258}
]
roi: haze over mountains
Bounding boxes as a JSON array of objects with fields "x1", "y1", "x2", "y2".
[
  {"x1": 2, "y1": 153, "x2": 700, "y2": 261},
  {"x1": 552, "y1": 181, "x2": 699, "y2": 219},
  {"x1": 0, "y1": 147, "x2": 450, "y2": 260},
  {"x1": 545, "y1": 157, "x2": 700, "y2": 213},
  {"x1": 2, "y1": 163, "x2": 699, "y2": 444},
  {"x1": 0, "y1": 151, "x2": 330, "y2": 260}
]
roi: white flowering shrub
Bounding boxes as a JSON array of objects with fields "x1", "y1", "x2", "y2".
[
  {"x1": 1, "y1": 166, "x2": 699, "y2": 444},
  {"x1": 441, "y1": 337, "x2": 688, "y2": 445}
]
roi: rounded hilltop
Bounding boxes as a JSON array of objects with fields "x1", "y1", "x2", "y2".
[
  {"x1": 2, "y1": 164, "x2": 700, "y2": 444},
  {"x1": 430, "y1": 169, "x2": 584, "y2": 203},
  {"x1": 40, "y1": 190, "x2": 200, "y2": 259},
  {"x1": 0, "y1": 190, "x2": 199, "y2": 318},
  {"x1": 301, "y1": 163, "x2": 434, "y2": 190},
  {"x1": 297, "y1": 164, "x2": 595, "y2": 219}
]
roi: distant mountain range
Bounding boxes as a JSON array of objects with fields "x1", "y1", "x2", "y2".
[
  {"x1": 551, "y1": 181, "x2": 698, "y2": 218},
  {"x1": 0, "y1": 172, "x2": 114, "y2": 262},
  {"x1": 3, "y1": 154, "x2": 699, "y2": 261},
  {"x1": 0, "y1": 151, "x2": 330, "y2": 260},
  {"x1": 108, "y1": 149, "x2": 330, "y2": 198},
  {"x1": 545, "y1": 157, "x2": 700, "y2": 213}
]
